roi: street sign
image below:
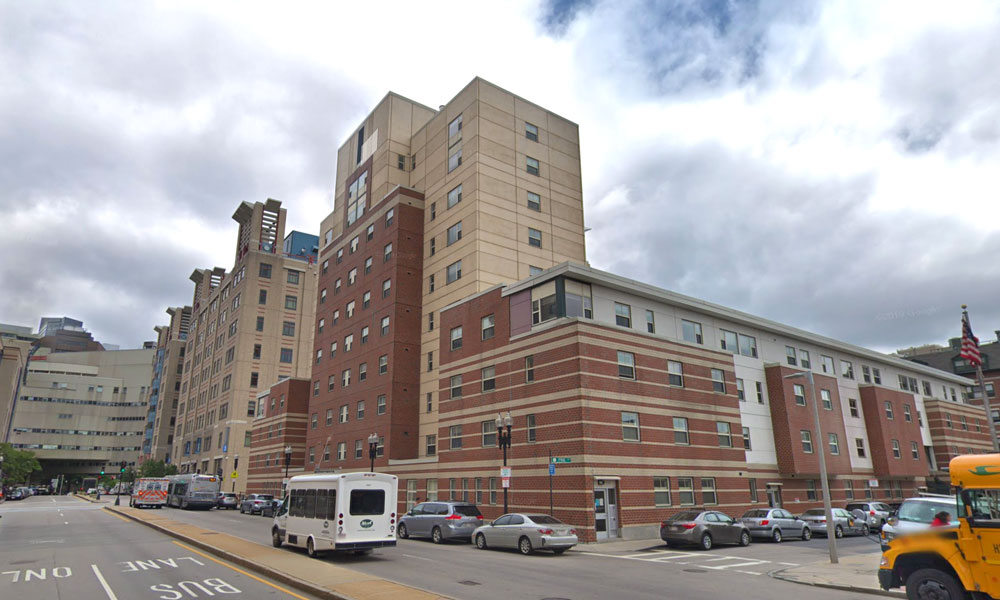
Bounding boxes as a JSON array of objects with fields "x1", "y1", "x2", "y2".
[
  {"x1": 868, "y1": 479, "x2": 879, "y2": 487},
  {"x1": 552, "y1": 457, "x2": 571, "y2": 463},
  {"x1": 501, "y1": 466, "x2": 511, "y2": 488},
  {"x1": 230, "y1": 471, "x2": 239, "y2": 479},
  {"x1": 548, "y1": 463, "x2": 555, "y2": 475}
]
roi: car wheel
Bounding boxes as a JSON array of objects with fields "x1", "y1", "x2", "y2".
[
  {"x1": 240, "y1": 505, "x2": 245, "y2": 514},
  {"x1": 772, "y1": 529, "x2": 782, "y2": 543},
  {"x1": 862, "y1": 524, "x2": 870, "y2": 536},
  {"x1": 905, "y1": 568, "x2": 965, "y2": 600},
  {"x1": 272, "y1": 528, "x2": 283, "y2": 548},
  {"x1": 700, "y1": 533, "x2": 713, "y2": 551},
  {"x1": 476, "y1": 533, "x2": 488, "y2": 550},
  {"x1": 431, "y1": 526, "x2": 443, "y2": 544},
  {"x1": 802, "y1": 527, "x2": 812, "y2": 541},
  {"x1": 518, "y1": 536, "x2": 534, "y2": 555},
  {"x1": 181, "y1": 500, "x2": 188, "y2": 510},
  {"x1": 307, "y1": 538, "x2": 321, "y2": 558},
  {"x1": 835, "y1": 525, "x2": 844, "y2": 539},
  {"x1": 398, "y1": 523, "x2": 409, "y2": 539},
  {"x1": 740, "y1": 531, "x2": 751, "y2": 547},
  {"x1": 553, "y1": 548, "x2": 567, "y2": 555}
]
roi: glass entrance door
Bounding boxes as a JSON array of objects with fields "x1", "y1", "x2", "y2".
[{"x1": 594, "y1": 489, "x2": 608, "y2": 540}]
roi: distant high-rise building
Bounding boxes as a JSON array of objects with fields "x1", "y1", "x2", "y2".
[
  {"x1": 38, "y1": 316, "x2": 84, "y2": 337},
  {"x1": 144, "y1": 306, "x2": 192, "y2": 463}
]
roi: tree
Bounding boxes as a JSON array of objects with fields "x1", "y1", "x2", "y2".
[
  {"x1": 139, "y1": 460, "x2": 178, "y2": 478},
  {"x1": 0, "y1": 443, "x2": 42, "y2": 487}
]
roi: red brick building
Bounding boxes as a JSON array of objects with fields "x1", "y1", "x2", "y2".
[{"x1": 247, "y1": 378, "x2": 310, "y2": 496}]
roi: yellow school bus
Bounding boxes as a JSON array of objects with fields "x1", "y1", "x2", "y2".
[{"x1": 879, "y1": 454, "x2": 1000, "y2": 599}]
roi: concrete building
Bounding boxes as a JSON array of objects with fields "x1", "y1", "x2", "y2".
[
  {"x1": 8, "y1": 348, "x2": 154, "y2": 481},
  {"x1": 308, "y1": 77, "x2": 587, "y2": 477},
  {"x1": 901, "y1": 334, "x2": 1000, "y2": 426},
  {"x1": 143, "y1": 306, "x2": 192, "y2": 463},
  {"x1": 0, "y1": 336, "x2": 32, "y2": 443},
  {"x1": 171, "y1": 199, "x2": 317, "y2": 493}
]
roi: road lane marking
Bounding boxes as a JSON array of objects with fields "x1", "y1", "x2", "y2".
[
  {"x1": 101, "y1": 508, "x2": 132, "y2": 523},
  {"x1": 701, "y1": 560, "x2": 767, "y2": 570},
  {"x1": 91, "y1": 565, "x2": 119, "y2": 600},
  {"x1": 401, "y1": 553, "x2": 435, "y2": 562},
  {"x1": 170, "y1": 541, "x2": 311, "y2": 600},
  {"x1": 736, "y1": 570, "x2": 763, "y2": 575}
]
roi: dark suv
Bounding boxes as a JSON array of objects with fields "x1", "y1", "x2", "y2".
[{"x1": 398, "y1": 501, "x2": 484, "y2": 543}]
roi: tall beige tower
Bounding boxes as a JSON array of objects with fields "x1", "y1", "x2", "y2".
[{"x1": 144, "y1": 305, "x2": 192, "y2": 463}]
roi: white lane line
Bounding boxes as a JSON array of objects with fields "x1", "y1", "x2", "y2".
[
  {"x1": 778, "y1": 562, "x2": 799, "y2": 566},
  {"x1": 736, "y1": 570, "x2": 763, "y2": 576},
  {"x1": 704, "y1": 555, "x2": 755, "y2": 562},
  {"x1": 401, "y1": 553, "x2": 435, "y2": 562},
  {"x1": 701, "y1": 561, "x2": 768, "y2": 570},
  {"x1": 91, "y1": 564, "x2": 119, "y2": 600}
]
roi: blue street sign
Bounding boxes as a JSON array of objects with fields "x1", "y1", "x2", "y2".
[{"x1": 549, "y1": 463, "x2": 555, "y2": 475}]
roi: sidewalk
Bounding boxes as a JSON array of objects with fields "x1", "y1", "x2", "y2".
[
  {"x1": 106, "y1": 505, "x2": 449, "y2": 600},
  {"x1": 770, "y1": 551, "x2": 904, "y2": 597}
]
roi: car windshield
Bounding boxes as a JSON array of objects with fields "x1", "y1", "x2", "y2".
[
  {"x1": 670, "y1": 512, "x2": 702, "y2": 521},
  {"x1": 845, "y1": 503, "x2": 867, "y2": 511},
  {"x1": 258, "y1": 495, "x2": 274, "y2": 501},
  {"x1": 743, "y1": 510, "x2": 769, "y2": 518},
  {"x1": 898, "y1": 500, "x2": 958, "y2": 523},
  {"x1": 529, "y1": 515, "x2": 563, "y2": 524},
  {"x1": 803, "y1": 509, "x2": 826, "y2": 516},
  {"x1": 454, "y1": 505, "x2": 483, "y2": 517}
]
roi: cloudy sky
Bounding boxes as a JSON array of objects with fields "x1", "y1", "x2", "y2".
[{"x1": 2, "y1": 0, "x2": 999, "y2": 353}]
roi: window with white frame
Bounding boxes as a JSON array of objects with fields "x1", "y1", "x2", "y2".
[
  {"x1": 621, "y1": 412, "x2": 640, "y2": 441},
  {"x1": 618, "y1": 351, "x2": 635, "y2": 379},
  {"x1": 654, "y1": 477, "x2": 671, "y2": 506},
  {"x1": 668, "y1": 360, "x2": 683, "y2": 386}
]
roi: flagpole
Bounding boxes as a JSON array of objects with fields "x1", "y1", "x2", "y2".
[{"x1": 963, "y1": 305, "x2": 999, "y2": 453}]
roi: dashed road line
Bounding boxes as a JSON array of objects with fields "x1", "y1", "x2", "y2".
[{"x1": 91, "y1": 564, "x2": 119, "y2": 600}]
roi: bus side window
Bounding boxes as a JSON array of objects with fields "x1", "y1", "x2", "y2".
[
  {"x1": 327, "y1": 490, "x2": 337, "y2": 521},
  {"x1": 305, "y1": 489, "x2": 316, "y2": 519},
  {"x1": 316, "y1": 489, "x2": 328, "y2": 519}
]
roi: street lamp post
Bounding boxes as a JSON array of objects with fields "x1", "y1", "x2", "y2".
[
  {"x1": 495, "y1": 412, "x2": 513, "y2": 513},
  {"x1": 283, "y1": 445, "x2": 292, "y2": 496},
  {"x1": 368, "y1": 433, "x2": 378, "y2": 472},
  {"x1": 0, "y1": 455, "x2": 5, "y2": 500},
  {"x1": 785, "y1": 370, "x2": 838, "y2": 564}
]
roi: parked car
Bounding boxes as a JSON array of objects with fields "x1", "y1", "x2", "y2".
[
  {"x1": 8, "y1": 488, "x2": 26, "y2": 501},
  {"x1": 86, "y1": 488, "x2": 97, "y2": 495},
  {"x1": 472, "y1": 513, "x2": 577, "y2": 555},
  {"x1": 880, "y1": 495, "x2": 960, "y2": 551},
  {"x1": 739, "y1": 508, "x2": 812, "y2": 542},
  {"x1": 261, "y1": 498, "x2": 283, "y2": 518},
  {"x1": 660, "y1": 510, "x2": 751, "y2": 550},
  {"x1": 216, "y1": 492, "x2": 238, "y2": 510},
  {"x1": 844, "y1": 501, "x2": 892, "y2": 530},
  {"x1": 239, "y1": 494, "x2": 274, "y2": 515},
  {"x1": 398, "y1": 501, "x2": 484, "y2": 543},
  {"x1": 799, "y1": 508, "x2": 869, "y2": 537}
]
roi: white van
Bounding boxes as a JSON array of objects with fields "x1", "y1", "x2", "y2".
[
  {"x1": 130, "y1": 477, "x2": 169, "y2": 508},
  {"x1": 271, "y1": 472, "x2": 398, "y2": 557}
]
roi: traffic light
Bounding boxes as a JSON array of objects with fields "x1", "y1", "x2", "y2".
[
  {"x1": 100, "y1": 468, "x2": 105, "y2": 476},
  {"x1": 120, "y1": 460, "x2": 126, "y2": 474}
]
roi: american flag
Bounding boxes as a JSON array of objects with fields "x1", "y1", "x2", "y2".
[{"x1": 961, "y1": 312, "x2": 982, "y2": 367}]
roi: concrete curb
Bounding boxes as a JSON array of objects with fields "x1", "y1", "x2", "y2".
[
  {"x1": 768, "y1": 566, "x2": 905, "y2": 598},
  {"x1": 104, "y1": 506, "x2": 450, "y2": 600}
]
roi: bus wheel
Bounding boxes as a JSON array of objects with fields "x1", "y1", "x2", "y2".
[
  {"x1": 905, "y1": 568, "x2": 965, "y2": 600},
  {"x1": 307, "y1": 538, "x2": 322, "y2": 559},
  {"x1": 271, "y1": 528, "x2": 283, "y2": 548}
]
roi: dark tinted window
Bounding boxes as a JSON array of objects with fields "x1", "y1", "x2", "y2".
[
  {"x1": 326, "y1": 490, "x2": 337, "y2": 520},
  {"x1": 493, "y1": 515, "x2": 512, "y2": 526},
  {"x1": 349, "y1": 489, "x2": 385, "y2": 515},
  {"x1": 509, "y1": 515, "x2": 525, "y2": 525},
  {"x1": 453, "y1": 505, "x2": 483, "y2": 517},
  {"x1": 316, "y1": 489, "x2": 328, "y2": 519},
  {"x1": 260, "y1": 495, "x2": 274, "y2": 501},
  {"x1": 742, "y1": 510, "x2": 769, "y2": 518},
  {"x1": 670, "y1": 511, "x2": 702, "y2": 521},
  {"x1": 845, "y1": 503, "x2": 867, "y2": 511},
  {"x1": 803, "y1": 509, "x2": 826, "y2": 516},
  {"x1": 528, "y1": 515, "x2": 562, "y2": 524},
  {"x1": 705, "y1": 513, "x2": 719, "y2": 522},
  {"x1": 304, "y1": 489, "x2": 316, "y2": 518}
]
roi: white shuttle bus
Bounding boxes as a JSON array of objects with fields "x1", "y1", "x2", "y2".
[{"x1": 272, "y1": 472, "x2": 398, "y2": 557}]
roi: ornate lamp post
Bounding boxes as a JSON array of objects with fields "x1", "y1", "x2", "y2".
[
  {"x1": 368, "y1": 433, "x2": 379, "y2": 472},
  {"x1": 495, "y1": 411, "x2": 513, "y2": 513}
]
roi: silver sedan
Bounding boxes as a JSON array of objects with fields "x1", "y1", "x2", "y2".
[
  {"x1": 799, "y1": 508, "x2": 870, "y2": 537},
  {"x1": 472, "y1": 513, "x2": 578, "y2": 555}
]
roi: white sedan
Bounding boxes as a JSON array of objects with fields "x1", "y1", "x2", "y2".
[{"x1": 472, "y1": 513, "x2": 578, "y2": 555}]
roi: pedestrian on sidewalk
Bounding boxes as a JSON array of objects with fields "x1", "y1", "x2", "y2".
[{"x1": 930, "y1": 511, "x2": 951, "y2": 527}]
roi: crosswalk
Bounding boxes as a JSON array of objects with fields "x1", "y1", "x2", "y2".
[{"x1": 583, "y1": 549, "x2": 799, "y2": 576}]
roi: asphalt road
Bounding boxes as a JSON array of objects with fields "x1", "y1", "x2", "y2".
[
  {"x1": 160, "y1": 502, "x2": 884, "y2": 600},
  {"x1": 0, "y1": 495, "x2": 319, "y2": 600}
]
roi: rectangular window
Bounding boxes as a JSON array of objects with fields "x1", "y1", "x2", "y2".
[
  {"x1": 527, "y1": 191, "x2": 541, "y2": 211},
  {"x1": 358, "y1": 362, "x2": 368, "y2": 381},
  {"x1": 282, "y1": 321, "x2": 295, "y2": 336},
  {"x1": 447, "y1": 222, "x2": 462, "y2": 246},
  {"x1": 450, "y1": 326, "x2": 463, "y2": 350},
  {"x1": 449, "y1": 425, "x2": 462, "y2": 449},
  {"x1": 801, "y1": 430, "x2": 813, "y2": 453},
  {"x1": 682, "y1": 319, "x2": 703, "y2": 344},
  {"x1": 617, "y1": 351, "x2": 635, "y2": 379},
  {"x1": 678, "y1": 477, "x2": 695, "y2": 505},
  {"x1": 377, "y1": 395, "x2": 386, "y2": 415},
  {"x1": 427, "y1": 351, "x2": 434, "y2": 372},
  {"x1": 342, "y1": 369, "x2": 351, "y2": 386},
  {"x1": 447, "y1": 185, "x2": 462, "y2": 208},
  {"x1": 891, "y1": 439, "x2": 901, "y2": 459},
  {"x1": 717, "y1": 422, "x2": 732, "y2": 447},
  {"x1": 380, "y1": 315, "x2": 389, "y2": 336},
  {"x1": 743, "y1": 426, "x2": 752, "y2": 450},
  {"x1": 806, "y1": 480, "x2": 817, "y2": 501},
  {"x1": 448, "y1": 146, "x2": 462, "y2": 172},
  {"x1": 259, "y1": 263, "x2": 272, "y2": 278},
  {"x1": 821, "y1": 389, "x2": 833, "y2": 410},
  {"x1": 489, "y1": 478, "x2": 497, "y2": 505},
  {"x1": 426, "y1": 435, "x2": 436, "y2": 456},
  {"x1": 711, "y1": 368, "x2": 726, "y2": 393},
  {"x1": 447, "y1": 260, "x2": 462, "y2": 283},
  {"x1": 904, "y1": 404, "x2": 912, "y2": 422},
  {"x1": 280, "y1": 348, "x2": 293, "y2": 363},
  {"x1": 799, "y1": 349, "x2": 811, "y2": 369},
  {"x1": 385, "y1": 208, "x2": 394, "y2": 227},
  {"x1": 855, "y1": 438, "x2": 866, "y2": 458},
  {"x1": 382, "y1": 279, "x2": 391, "y2": 298},
  {"x1": 673, "y1": 417, "x2": 689, "y2": 445},
  {"x1": 645, "y1": 310, "x2": 655, "y2": 333},
  {"x1": 654, "y1": 477, "x2": 671, "y2": 507},
  {"x1": 384, "y1": 243, "x2": 392, "y2": 262},
  {"x1": 482, "y1": 421, "x2": 497, "y2": 447},
  {"x1": 481, "y1": 314, "x2": 495, "y2": 340},
  {"x1": 287, "y1": 270, "x2": 300, "y2": 285},
  {"x1": 738, "y1": 334, "x2": 758, "y2": 358},
  {"x1": 749, "y1": 479, "x2": 758, "y2": 503},
  {"x1": 259, "y1": 289, "x2": 267, "y2": 305},
  {"x1": 357, "y1": 400, "x2": 365, "y2": 419},
  {"x1": 338, "y1": 405, "x2": 348, "y2": 424},
  {"x1": 821, "y1": 355, "x2": 834, "y2": 374},
  {"x1": 911, "y1": 441, "x2": 920, "y2": 459},
  {"x1": 862, "y1": 365, "x2": 872, "y2": 383},
  {"x1": 945, "y1": 413, "x2": 953, "y2": 428},
  {"x1": 526, "y1": 355, "x2": 535, "y2": 382},
  {"x1": 794, "y1": 384, "x2": 806, "y2": 406},
  {"x1": 364, "y1": 257, "x2": 372, "y2": 275},
  {"x1": 736, "y1": 378, "x2": 745, "y2": 401},
  {"x1": 829, "y1": 433, "x2": 840, "y2": 455},
  {"x1": 285, "y1": 295, "x2": 297, "y2": 310},
  {"x1": 481, "y1": 366, "x2": 496, "y2": 391},
  {"x1": 450, "y1": 375, "x2": 462, "y2": 399},
  {"x1": 755, "y1": 381, "x2": 765, "y2": 403},
  {"x1": 841, "y1": 360, "x2": 854, "y2": 379},
  {"x1": 614, "y1": 302, "x2": 631, "y2": 327},
  {"x1": 885, "y1": 401, "x2": 895, "y2": 420},
  {"x1": 720, "y1": 329, "x2": 738, "y2": 352},
  {"x1": 336, "y1": 248, "x2": 343, "y2": 263},
  {"x1": 525, "y1": 122, "x2": 538, "y2": 141},
  {"x1": 528, "y1": 228, "x2": 542, "y2": 248},
  {"x1": 429, "y1": 238, "x2": 435, "y2": 256},
  {"x1": 526, "y1": 156, "x2": 539, "y2": 175},
  {"x1": 256, "y1": 316, "x2": 264, "y2": 332},
  {"x1": 350, "y1": 236, "x2": 359, "y2": 254},
  {"x1": 847, "y1": 398, "x2": 859, "y2": 417},
  {"x1": 667, "y1": 360, "x2": 683, "y2": 386},
  {"x1": 449, "y1": 114, "x2": 462, "y2": 142},
  {"x1": 786, "y1": 346, "x2": 797, "y2": 365},
  {"x1": 845, "y1": 480, "x2": 855, "y2": 500},
  {"x1": 621, "y1": 411, "x2": 640, "y2": 441},
  {"x1": 337, "y1": 442, "x2": 346, "y2": 461},
  {"x1": 527, "y1": 414, "x2": 536, "y2": 442},
  {"x1": 701, "y1": 478, "x2": 717, "y2": 505}
]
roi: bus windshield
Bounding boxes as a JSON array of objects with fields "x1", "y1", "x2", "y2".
[{"x1": 349, "y1": 490, "x2": 385, "y2": 515}]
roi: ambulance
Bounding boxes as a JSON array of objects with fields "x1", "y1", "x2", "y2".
[{"x1": 130, "y1": 477, "x2": 169, "y2": 508}]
